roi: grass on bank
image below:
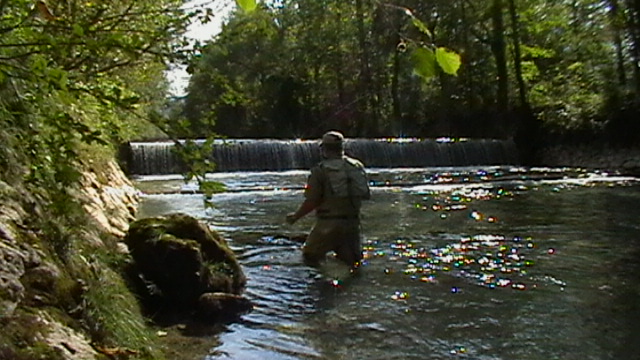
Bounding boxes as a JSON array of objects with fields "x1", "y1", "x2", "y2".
[{"x1": 45, "y1": 182, "x2": 166, "y2": 360}]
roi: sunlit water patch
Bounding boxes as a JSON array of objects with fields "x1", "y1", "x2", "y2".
[{"x1": 365, "y1": 234, "x2": 556, "y2": 292}]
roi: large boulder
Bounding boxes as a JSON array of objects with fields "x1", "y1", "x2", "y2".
[{"x1": 124, "y1": 213, "x2": 249, "y2": 319}]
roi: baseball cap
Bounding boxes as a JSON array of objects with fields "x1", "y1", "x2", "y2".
[{"x1": 320, "y1": 131, "x2": 344, "y2": 146}]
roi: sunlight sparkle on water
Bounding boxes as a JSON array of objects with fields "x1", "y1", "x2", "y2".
[
  {"x1": 470, "y1": 211, "x2": 484, "y2": 221},
  {"x1": 450, "y1": 346, "x2": 467, "y2": 354},
  {"x1": 391, "y1": 291, "x2": 410, "y2": 300},
  {"x1": 382, "y1": 235, "x2": 542, "y2": 290}
]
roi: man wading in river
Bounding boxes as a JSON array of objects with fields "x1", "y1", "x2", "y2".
[{"x1": 286, "y1": 131, "x2": 371, "y2": 270}]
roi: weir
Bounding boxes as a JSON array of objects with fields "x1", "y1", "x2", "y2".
[{"x1": 121, "y1": 138, "x2": 520, "y2": 175}]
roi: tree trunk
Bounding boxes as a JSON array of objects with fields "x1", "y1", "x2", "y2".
[
  {"x1": 609, "y1": 0, "x2": 627, "y2": 86},
  {"x1": 626, "y1": 0, "x2": 640, "y2": 94},
  {"x1": 460, "y1": 0, "x2": 475, "y2": 110},
  {"x1": 334, "y1": 4, "x2": 345, "y2": 106},
  {"x1": 490, "y1": 0, "x2": 509, "y2": 113},
  {"x1": 507, "y1": 0, "x2": 527, "y2": 108},
  {"x1": 355, "y1": 0, "x2": 376, "y2": 135},
  {"x1": 391, "y1": 47, "x2": 401, "y2": 134},
  {"x1": 508, "y1": 0, "x2": 540, "y2": 165}
]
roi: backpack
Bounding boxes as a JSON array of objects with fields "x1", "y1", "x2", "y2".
[{"x1": 321, "y1": 157, "x2": 371, "y2": 200}]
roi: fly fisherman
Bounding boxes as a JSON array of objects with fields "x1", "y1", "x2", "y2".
[{"x1": 286, "y1": 131, "x2": 371, "y2": 269}]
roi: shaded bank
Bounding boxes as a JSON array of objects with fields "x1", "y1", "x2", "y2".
[
  {"x1": 539, "y1": 145, "x2": 640, "y2": 175},
  {"x1": 0, "y1": 155, "x2": 255, "y2": 359}
]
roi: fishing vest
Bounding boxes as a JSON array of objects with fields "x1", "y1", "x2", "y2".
[{"x1": 320, "y1": 156, "x2": 371, "y2": 200}]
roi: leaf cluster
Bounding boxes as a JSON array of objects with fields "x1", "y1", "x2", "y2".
[{"x1": 0, "y1": 0, "x2": 190, "y2": 185}]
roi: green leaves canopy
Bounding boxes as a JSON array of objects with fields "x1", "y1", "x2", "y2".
[
  {"x1": 0, "y1": 0, "x2": 189, "y2": 187},
  {"x1": 412, "y1": 48, "x2": 437, "y2": 79},
  {"x1": 435, "y1": 47, "x2": 461, "y2": 76},
  {"x1": 411, "y1": 46, "x2": 461, "y2": 80}
]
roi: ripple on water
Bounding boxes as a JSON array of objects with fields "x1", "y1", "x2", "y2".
[
  {"x1": 235, "y1": 237, "x2": 325, "y2": 322},
  {"x1": 208, "y1": 324, "x2": 323, "y2": 360},
  {"x1": 208, "y1": 239, "x2": 327, "y2": 360},
  {"x1": 139, "y1": 169, "x2": 640, "y2": 360}
]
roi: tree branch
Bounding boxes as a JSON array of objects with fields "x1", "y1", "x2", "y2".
[{"x1": 0, "y1": 50, "x2": 42, "y2": 60}]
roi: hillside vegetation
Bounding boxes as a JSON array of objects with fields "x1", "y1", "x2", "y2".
[{"x1": 0, "y1": 0, "x2": 191, "y2": 358}]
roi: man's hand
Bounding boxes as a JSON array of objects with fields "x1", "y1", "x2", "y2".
[{"x1": 285, "y1": 213, "x2": 298, "y2": 225}]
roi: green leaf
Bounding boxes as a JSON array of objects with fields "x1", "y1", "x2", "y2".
[
  {"x1": 236, "y1": 0, "x2": 257, "y2": 13},
  {"x1": 72, "y1": 24, "x2": 85, "y2": 37},
  {"x1": 411, "y1": 16, "x2": 432, "y2": 39},
  {"x1": 411, "y1": 47, "x2": 437, "y2": 80},
  {"x1": 200, "y1": 180, "x2": 227, "y2": 197},
  {"x1": 435, "y1": 47, "x2": 461, "y2": 76}
]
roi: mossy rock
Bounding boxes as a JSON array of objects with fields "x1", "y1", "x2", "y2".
[{"x1": 124, "y1": 213, "x2": 246, "y2": 310}]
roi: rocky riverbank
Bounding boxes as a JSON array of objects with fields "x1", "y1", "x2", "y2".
[{"x1": 0, "y1": 159, "x2": 148, "y2": 360}]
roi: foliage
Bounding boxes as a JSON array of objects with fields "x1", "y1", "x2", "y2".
[
  {"x1": 174, "y1": 138, "x2": 228, "y2": 207},
  {"x1": 392, "y1": 5, "x2": 462, "y2": 79},
  {"x1": 0, "y1": 0, "x2": 198, "y2": 357},
  {"x1": 236, "y1": 0, "x2": 258, "y2": 13},
  {"x1": 180, "y1": 0, "x2": 639, "y2": 143},
  {"x1": 0, "y1": 0, "x2": 189, "y2": 184}
]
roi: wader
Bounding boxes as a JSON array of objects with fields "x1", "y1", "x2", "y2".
[{"x1": 302, "y1": 217, "x2": 362, "y2": 268}]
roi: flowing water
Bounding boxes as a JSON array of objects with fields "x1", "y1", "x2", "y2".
[{"x1": 136, "y1": 166, "x2": 640, "y2": 360}]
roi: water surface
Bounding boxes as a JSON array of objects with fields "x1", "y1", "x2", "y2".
[{"x1": 137, "y1": 167, "x2": 640, "y2": 360}]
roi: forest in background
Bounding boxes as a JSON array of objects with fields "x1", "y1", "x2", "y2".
[{"x1": 180, "y1": 0, "x2": 640, "y2": 155}]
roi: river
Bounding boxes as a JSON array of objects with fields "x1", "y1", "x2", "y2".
[{"x1": 136, "y1": 166, "x2": 640, "y2": 360}]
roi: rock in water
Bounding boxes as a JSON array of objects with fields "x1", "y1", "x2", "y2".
[
  {"x1": 197, "y1": 292, "x2": 253, "y2": 321},
  {"x1": 124, "y1": 213, "x2": 247, "y2": 318}
]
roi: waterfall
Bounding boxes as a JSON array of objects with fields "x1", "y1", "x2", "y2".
[{"x1": 121, "y1": 138, "x2": 520, "y2": 175}]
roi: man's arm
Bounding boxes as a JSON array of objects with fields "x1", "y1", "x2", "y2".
[
  {"x1": 286, "y1": 198, "x2": 319, "y2": 224},
  {"x1": 286, "y1": 167, "x2": 323, "y2": 224}
]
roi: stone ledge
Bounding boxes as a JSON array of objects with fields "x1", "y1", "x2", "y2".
[{"x1": 539, "y1": 145, "x2": 640, "y2": 175}]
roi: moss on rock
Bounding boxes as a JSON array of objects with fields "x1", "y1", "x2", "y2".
[{"x1": 124, "y1": 213, "x2": 249, "y2": 318}]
